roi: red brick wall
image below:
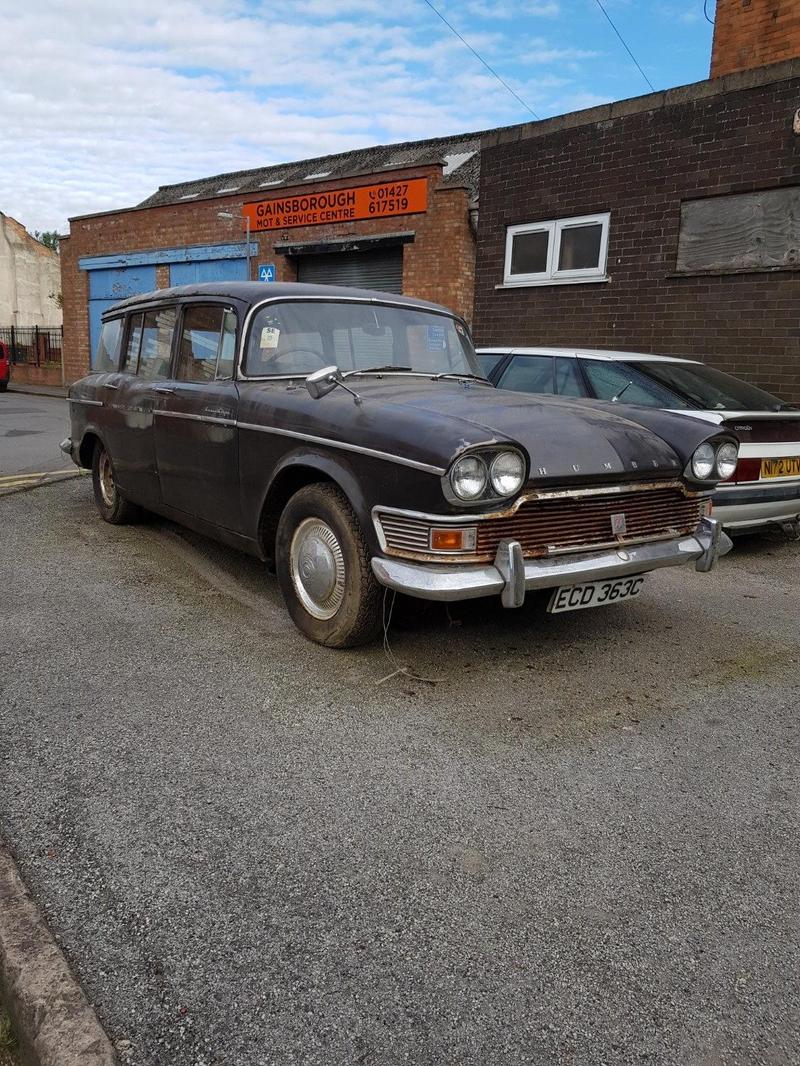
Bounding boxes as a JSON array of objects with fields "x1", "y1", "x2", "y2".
[
  {"x1": 712, "y1": 0, "x2": 800, "y2": 77},
  {"x1": 474, "y1": 72, "x2": 800, "y2": 403},
  {"x1": 60, "y1": 166, "x2": 475, "y2": 383}
]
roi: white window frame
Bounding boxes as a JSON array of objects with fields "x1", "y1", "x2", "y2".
[{"x1": 501, "y1": 212, "x2": 611, "y2": 287}]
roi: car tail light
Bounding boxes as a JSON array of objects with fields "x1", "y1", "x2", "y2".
[{"x1": 731, "y1": 458, "x2": 761, "y2": 483}]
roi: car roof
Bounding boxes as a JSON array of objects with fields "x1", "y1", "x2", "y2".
[
  {"x1": 476, "y1": 346, "x2": 699, "y2": 365},
  {"x1": 104, "y1": 281, "x2": 456, "y2": 318}
]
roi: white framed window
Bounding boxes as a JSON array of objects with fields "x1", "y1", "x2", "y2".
[{"x1": 502, "y1": 212, "x2": 610, "y2": 287}]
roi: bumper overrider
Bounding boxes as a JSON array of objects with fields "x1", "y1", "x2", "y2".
[{"x1": 371, "y1": 516, "x2": 731, "y2": 607}]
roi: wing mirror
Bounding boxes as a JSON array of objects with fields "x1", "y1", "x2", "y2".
[
  {"x1": 305, "y1": 365, "x2": 341, "y2": 399},
  {"x1": 305, "y1": 365, "x2": 362, "y2": 406}
]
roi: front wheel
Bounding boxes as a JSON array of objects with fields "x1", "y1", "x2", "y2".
[
  {"x1": 91, "y1": 440, "x2": 139, "y2": 524},
  {"x1": 275, "y1": 484, "x2": 383, "y2": 647}
]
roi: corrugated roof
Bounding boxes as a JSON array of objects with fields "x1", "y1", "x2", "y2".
[{"x1": 136, "y1": 130, "x2": 485, "y2": 210}]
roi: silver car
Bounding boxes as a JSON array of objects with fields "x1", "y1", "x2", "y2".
[{"x1": 478, "y1": 347, "x2": 800, "y2": 533}]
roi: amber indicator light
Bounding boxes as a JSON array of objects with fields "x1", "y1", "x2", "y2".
[{"x1": 430, "y1": 528, "x2": 477, "y2": 551}]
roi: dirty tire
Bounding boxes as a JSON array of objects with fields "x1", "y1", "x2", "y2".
[
  {"x1": 276, "y1": 483, "x2": 382, "y2": 648},
  {"x1": 91, "y1": 440, "x2": 140, "y2": 524}
]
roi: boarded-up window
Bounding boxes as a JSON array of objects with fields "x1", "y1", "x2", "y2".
[{"x1": 676, "y1": 187, "x2": 800, "y2": 275}]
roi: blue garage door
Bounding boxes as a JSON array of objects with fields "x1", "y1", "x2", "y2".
[
  {"x1": 169, "y1": 258, "x2": 247, "y2": 285},
  {"x1": 88, "y1": 266, "x2": 156, "y2": 367}
]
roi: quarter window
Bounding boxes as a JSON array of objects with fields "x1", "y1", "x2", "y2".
[
  {"x1": 580, "y1": 360, "x2": 689, "y2": 408},
  {"x1": 503, "y1": 213, "x2": 610, "y2": 286},
  {"x1": 138, "y1": 307, "x2": 176, "y2": 380},
  {"x1": 554, "y1": 358, "x2": 586, "y2": 397},
  {"x1": 177, "y1": 306, "x2": 237, "y2": 382},
  {"x1": 476, "y1": 351, "x2": 507, "y2": 377}
]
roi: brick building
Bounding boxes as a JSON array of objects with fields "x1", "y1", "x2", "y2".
[
  {"x1": 59, "y1": 135, "x2": 479, "y2": 384},
  {"x1": 473, "y1": 0, "x2": 800, "y2": 402}
]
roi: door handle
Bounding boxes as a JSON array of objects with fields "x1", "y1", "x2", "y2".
[
  {"x1": 104, "y1": 382, "x2": 120, "y2": 390},
  {"x1": 154, "y1": 386, "x2": 175, "y2": 395}
]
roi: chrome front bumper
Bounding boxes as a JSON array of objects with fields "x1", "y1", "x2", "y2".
[{"x1": 371, "y1": 517, "x2": 732, "y2": 607}]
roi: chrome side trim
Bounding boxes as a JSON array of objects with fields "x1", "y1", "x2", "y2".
[
  {"x1": 70, "y1": 397, "x2": 103, "y2": 407},
  {"x1": 154, "y1": 410, "x2": 236, "y2": 427},
  {"x1": 236, "y1": 422, "x2": 446, "y2": 475}
]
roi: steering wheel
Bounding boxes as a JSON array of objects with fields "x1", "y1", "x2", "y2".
[{"x1": 267, "y1": 348, "x2": 328, "y2": 373}]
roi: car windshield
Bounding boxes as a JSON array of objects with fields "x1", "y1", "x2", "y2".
[
  {"x1": 637, "y1": 360, "x2": 793, "y2": 411},
  {"x1": 244, "y1": 299, "x2": 484, "y2": 379}
]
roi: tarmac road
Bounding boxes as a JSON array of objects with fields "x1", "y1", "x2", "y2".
[
  {"x1": 1, "y1": 478, "x2": 798, "y2": 1066},
  {"x1": 0, "y1": 391, "x2": 72, "y2": 481}
]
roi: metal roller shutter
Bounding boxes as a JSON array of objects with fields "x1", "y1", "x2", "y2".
[{"x1": 296, "y1": 248, "x2": 403, "y2": 293}]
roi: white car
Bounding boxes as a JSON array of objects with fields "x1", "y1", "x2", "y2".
[{"x1": 478, "y1": 347, "x2": 800, "y2": 533}]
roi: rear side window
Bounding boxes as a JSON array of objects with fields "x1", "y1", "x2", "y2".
[
  {"x1": 95, "y1": 318, "x2": 123, "y2": 371},
  {"x1": 138, "y1": 307, "x2": 177, "y2": 381},
  {"x1": 555, "y1": 358, "x2": 586, "y2": 397},
  {"x1": 581, "y1": 360, "x2": 690, "y2": 408},
  {"x1": 497, "y1": 355, "x2": 555, "y2": 394}
]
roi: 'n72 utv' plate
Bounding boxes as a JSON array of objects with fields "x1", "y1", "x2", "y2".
[{"x1": 548, "y1": 575, "x2": 645, "y2": 614}]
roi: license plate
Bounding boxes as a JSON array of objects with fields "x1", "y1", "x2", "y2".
[
  {"x1": 761, "y1": 457, "x2": 800, "y2": 479},
  {"x1": 548, "y1": 575, "x2": 646, "y2": 614}
]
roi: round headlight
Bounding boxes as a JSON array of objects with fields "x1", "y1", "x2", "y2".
[
  {"x1": 450, "y1": 454, "x2": 488, "y2": 500},
  {"x1": 490, "y1": 450, "x2": 525, "y2": 497},
  {"x1": 691, "y1": 443, "x2": 716, "y2": 480},
  {"x1": 716, "y1": 442, "x2": 738, "y2": 481}
]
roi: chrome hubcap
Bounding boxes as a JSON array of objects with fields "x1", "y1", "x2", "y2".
[
  {"x1": 99, "y1": 450, "x2": 115, "y2": 507},
  {"x1": 290, "y1": 518, "x2": 346, "y2": 620}
]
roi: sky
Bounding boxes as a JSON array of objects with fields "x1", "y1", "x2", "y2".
[{"x1": 0, "y1": 0, "x2": 715, "y2": 235}]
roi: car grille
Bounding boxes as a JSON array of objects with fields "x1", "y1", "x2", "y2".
[{"x1": 376, "y1": 483, "x2": 704, "y2": 561}]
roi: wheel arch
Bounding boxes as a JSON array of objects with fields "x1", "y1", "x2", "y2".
[
  {"x1": 257, "y1": 452, "x2": 374, "y2": 567},
  {"x1": 77, "y1": 426, "x2": 108, "y2": 469}
]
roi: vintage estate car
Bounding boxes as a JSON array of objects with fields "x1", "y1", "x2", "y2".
[
  {"x1": 0, "y1": 340, "x2": 10, "y2": 392},
  {"x1": 478, "y1": 346, "x2": 800, "y2": 533},
  {"x1": 64, "y1": 283, "x2": 736, "y2": 647}
]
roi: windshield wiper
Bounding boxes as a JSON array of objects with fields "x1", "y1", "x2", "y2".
[
  {"x1": 430, "y1": 371, "x2": 488, "y2": 382},
  {"x1": 342, "y1": 365, "x2": 412, "y2": 377}
]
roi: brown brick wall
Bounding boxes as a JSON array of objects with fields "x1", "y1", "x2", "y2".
[
  {"x1": 474, "y1": 74, "x2": 800, "y2": 403},
  {"x1": 712, "y1": 0, "x2": 800, "y2": 77},
  {"x1": 61, "y1": 166, "x2": 475, "y2": 383}
]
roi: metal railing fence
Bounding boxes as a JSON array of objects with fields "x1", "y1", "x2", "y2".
[{"x1": 0, "y1": 326, "x2": 63, "y2": 366}]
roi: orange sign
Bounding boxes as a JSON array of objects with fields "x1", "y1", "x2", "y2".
[{"x1": 243, "y1": 177, "x2": 428, "y2": 232}]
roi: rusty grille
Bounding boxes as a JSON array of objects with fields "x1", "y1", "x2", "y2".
[
  {"x1": 376, "y1": 484, "x2": 703, "y2": 561},
  {"x1": 475, "y1": 486, "x2": 702, "y2": 558}
]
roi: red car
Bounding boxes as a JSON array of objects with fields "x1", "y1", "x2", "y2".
[{"x1": 0, "y1": 341, "x2": 9, "y2": 392}]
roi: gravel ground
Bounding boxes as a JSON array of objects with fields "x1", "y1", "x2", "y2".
[{"x1": 1, "y1": 479, "x2": 798, "y2": 1066}]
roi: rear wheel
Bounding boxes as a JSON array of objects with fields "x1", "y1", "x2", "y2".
[
  {"x1": 91, "y1": 440, "x2": 139, "y2": 524},
  {"x1": 275, "y1": 483, "x2": 382, "y2": 647}
]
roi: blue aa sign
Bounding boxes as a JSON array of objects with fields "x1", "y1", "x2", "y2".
[{"x1": 258, "y1": 263, "x2": 276, "y2": 282}]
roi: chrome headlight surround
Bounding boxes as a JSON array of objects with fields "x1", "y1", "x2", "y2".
[
  {"x1": 685, "y1": 437, "x2": 739, "y2": 485},
  {"x1": 443, "y1": 446, "x2": 528, "y2": 506}
]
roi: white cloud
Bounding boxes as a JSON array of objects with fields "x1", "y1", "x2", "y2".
[{"x1": 0, "y1": 0, "x2": 604, "y2": 233}]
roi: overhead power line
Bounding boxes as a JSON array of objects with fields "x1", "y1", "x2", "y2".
[
  {"x1": 704, "y1": 0, "x2": 716, "y2": 25},
  {"x1": 593, "y1": 0, "x2": 656, "y2": 93},
  {"x1": 420, "y1": 0, "x2": 541, "y2": 120}
]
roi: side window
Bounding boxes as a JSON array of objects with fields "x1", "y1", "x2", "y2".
[
  {"x1": 94, "y1": 318, "x2": 123, "y2": 372},
  {"x1": 138, "y1": 307, "x2": 177, "y2": 381},
  {"x1": 217, "y1": 311, "x2": 237, "y2": 380},
  {"x1": 122, "y1": 314, "x2": 143, "y2": 374},
  {"x1": 177, "y1": 306, "x2": 238, "y2": 382},
  {"x1": 555, "y1": 358, "x2": 586, "y2": 397},
  {"x1": 581, "y1": 360, "x2": 678, "y2": 407},
  {"x1": 476, "y1": 352, "x2": 506, "y2": 378},
  {"x1": 496, "y1": 355, "x2": 555, "y2": 395}
]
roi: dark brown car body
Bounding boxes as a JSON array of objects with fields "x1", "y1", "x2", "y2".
[{"x1": 65, "y1": 282, "x2": 735, "y2": 645}]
